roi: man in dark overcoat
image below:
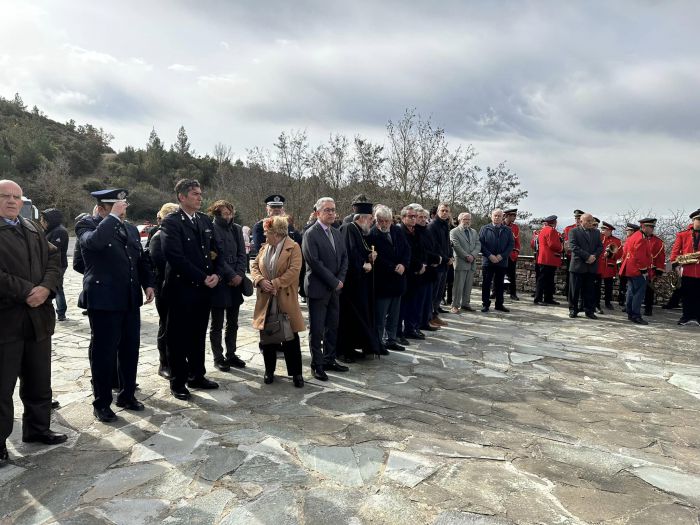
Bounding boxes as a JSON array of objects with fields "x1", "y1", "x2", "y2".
[
  {"x1": 568, "y1": 213, "x2": 604, "y2": 319},
  {"x1": 0, "y1": 179, "x2": 66, "y2": 466}
]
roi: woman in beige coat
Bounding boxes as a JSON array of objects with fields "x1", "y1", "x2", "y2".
[{"x1": 251, "y1": 216, "x2": 305, "y2": 387}]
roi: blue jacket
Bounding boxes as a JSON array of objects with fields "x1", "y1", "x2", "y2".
[
  {"x1": 76, "y1": 214, "x2": 154, "y2": 311},
  {"x1": 479, "y1": 223, "x2": 514, "y2": 268}
]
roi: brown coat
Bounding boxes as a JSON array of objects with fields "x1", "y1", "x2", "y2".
[
  {"x1": 251, "y1": 236, "x2": 305, "y2": 333},
  {"x1": 0, "y1": 218, "x2": 62, "y2": 343}
]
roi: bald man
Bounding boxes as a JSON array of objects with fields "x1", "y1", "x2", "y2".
[{"x1": 568, "y1": 213, "x2": 604, "y2": 319}]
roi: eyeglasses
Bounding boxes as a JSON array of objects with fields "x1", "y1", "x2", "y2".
[{"x1": 320, "y1": 208, "x2": 336, "y2": 213}]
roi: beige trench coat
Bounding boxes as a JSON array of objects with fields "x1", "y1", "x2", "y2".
[{"x1": 250, "y1": 236, "x2": 306, "y2": 333}]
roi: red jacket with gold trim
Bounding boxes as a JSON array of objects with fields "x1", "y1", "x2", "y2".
[
  {"x1": 507, "y1": 222, "x2": 521, "y2": 262},
  {"x1": 598, "y1": 235, "x2": 622, "y2": 278},
  {"x1": 671, "y1": 225, "x2": 700, "y2": 279},
  {"x1": 619, "y1": 230, "x2": 652, "y2": 278},
  {"x1": 537, "y1": 225, "x2": 563, "y2": 267}
]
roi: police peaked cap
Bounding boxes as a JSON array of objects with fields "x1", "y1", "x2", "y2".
[
  {"x1": 638, "y1": 217, "x2": 657, "y2": 226},
  {"x1": 265, "y1": 195, "x2": 285, "y2": 207},
  {"x1": 689, "y1": 209, "x2": 700, "y2": 220},
  {"x1": 91, "y1": 189, "x2": 128, "y2": 203},
  {"x1": 601, "y1": 222, "x2": 615, "y2": 230},
  {"x1": 574, "y1": 209, "x2": 584, "y2": 216},
  {"x1": 504, "y1": 208, "x2": 517, "y2": 215},
  {"x1": 625, "y1": 223, "x2": 640, "y2": 231},
  {"x1": 543, "y1": 215, "x2": 558, "y2": 223}
]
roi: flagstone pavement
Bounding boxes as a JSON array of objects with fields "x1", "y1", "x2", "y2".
[{"x1": 1, "y1": 263, "x2": 700, "y2": 524}]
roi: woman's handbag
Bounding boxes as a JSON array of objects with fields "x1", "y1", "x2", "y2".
[
  {"x1": 241, "y1": 275, "x2": 254, "y2": 297},
  {"x1": 260, "y1": 296, "x2": 294, "y2": 345}
]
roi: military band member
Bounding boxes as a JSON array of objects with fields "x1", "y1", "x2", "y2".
[
  {"x1": 643, "y1": 219, "x2": 666, "y2": 316},
  {"x1": 597, "y1": 222, "x2": 622, "y2": 310},
  {"x1": 76, "y1": 189, "x2": 155, "y2": 422},
  {"x1": 504, "y1": 209, "x2": 521, "y2": 300},
  {"x1": 670, "y1": 209, "x2": 700, "y2": 325},
  {"x1": 618, "y1": 223, "x2": 640, "y2": 307},
  {"x1": 533, "y1": 215, "x2": 562, "y2": 305},
  {"x1": 619, "y1": 218, "x2": 654, "y2": 325},
  {"x1": 251, "y1": 195, "x2": 286, "y2": 256}
]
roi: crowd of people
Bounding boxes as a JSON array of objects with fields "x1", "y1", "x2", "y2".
[{"x1": 1, "y1": 175, "x2": 699, "y2": 466}]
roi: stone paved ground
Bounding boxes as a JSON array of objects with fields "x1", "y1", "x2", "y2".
[{"x1": 2, "y1": 262, "x2": 700, "y2": 525}]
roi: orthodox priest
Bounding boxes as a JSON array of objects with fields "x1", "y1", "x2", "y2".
[{"x1": 337, "y1": 202, "x2": 381, "y2": 361}]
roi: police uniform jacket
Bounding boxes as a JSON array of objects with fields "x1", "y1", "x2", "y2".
[
  {"x1": 160, "y1": 209, "x2": 232, "y2": 302},
  {"x1": 76, "y1": 214, "x2": 154, "y2": 311},
  {"x1": 0, "y1": 217, "x2": 61, "y2": 343}
]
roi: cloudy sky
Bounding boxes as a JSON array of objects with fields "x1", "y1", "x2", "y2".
[{"x1": 2, "y1": 0, "x2": 698, "y2": 221}]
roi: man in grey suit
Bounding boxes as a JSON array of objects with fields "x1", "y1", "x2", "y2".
[
  {"x1": 450, "y1": 212, "x2": 481, "y2": 313},
  {"x1": 568, "y1": 213, "x2": 604, "y2": 319},
  {"x1": 302, "y1": 197, "x2": 349, "y2": 381}
]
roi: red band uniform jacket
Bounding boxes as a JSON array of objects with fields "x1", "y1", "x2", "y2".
[{"x1": 537, "y1": 225, "x2": 563, "y2": 267}]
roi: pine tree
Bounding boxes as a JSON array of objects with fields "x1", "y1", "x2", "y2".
[{"x1": 174, "y1": 126, "x2": 190, "y2": 156}]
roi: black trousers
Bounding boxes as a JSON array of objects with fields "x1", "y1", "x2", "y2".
[
  {"x1": 167, "y1": 288, "x2": 211, "y2": 389},
  {"x1": 210, "y1": 304, "x2": 241, "y2": 363},
  {"x1": 643, "y1": 283, "x2": 656, "y2": 313},
  {"x1": 534, "y1": 265, "x2": 557, "y2": 302},
  {"x1": 681, "y1": 276, "x2": 700, "y2": 321},
  {"x1": 507, "y1": 258, "x2": 518, "y2": 296},
  {"x1": 482, "y1": 265, "x2": 506, "y2": 308},
  {"x1": 569, "y1": 272, "x2": 596, "y2": 314},
  {"x1": 155, "y1": 294, "x2": 169, "y2": 368},
  {"x1": 261, "y1": 333, "x2": 302, "y2": 376},
  {"x1": 307, "y1": 293, "x2": 340, "y2": 369},
  {"x1": 618, "y1": 275, "x2": 628, "y2": 305},
  {"x1": 0, "y1": 336, "x2": 52, "y2": 442},
  {"x1": 88, "y1": 309, "x2": 140, "y2": 408}
]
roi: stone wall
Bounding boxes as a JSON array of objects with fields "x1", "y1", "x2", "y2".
[{"x1": 471, "y1": 255, "x2": 675, "y2": 304}]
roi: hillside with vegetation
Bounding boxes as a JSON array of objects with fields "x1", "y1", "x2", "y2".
[{"x1": 1, "y1": 93, "x2": 529, "y2": 231}]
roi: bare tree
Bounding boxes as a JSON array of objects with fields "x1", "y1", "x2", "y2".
[
  {"x1": 308, "y1": 133, "x2": 350, "y2": 194},
  {"x1": 415, "y1": 116, "x2": 446, "y2": 203},
  {"x1": 385, "y1": 109, "x2": 419, "y2": 203},
  {"x1": 437, "y1": 144, "x2": 478, "y2": 210},
  {"x1": 350, "y1": 136, "x2": 385, "y2": 190},
  {"x1": 472, "y1": 161, "x2": 528, "y2": 217},
  {"x1": 274, "y1": 130, "x2": 310, "y2": 221}
]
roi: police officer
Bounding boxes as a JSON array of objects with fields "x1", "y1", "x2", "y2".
[
  {"x1": 76, "y1": 189, "x2": 155, "y2": 423},
  {"x1": 160, "y1": 179, "x2": 234, "y2": 400},
  {"x1": 250, "y1": 195, "x2": 287, "y2": 256}
]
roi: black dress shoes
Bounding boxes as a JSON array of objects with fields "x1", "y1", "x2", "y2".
[
  {"x1": 187, "y1": 377, "x2": 219, "y2": 389},
  {"x1": 0, "y1": 441, "x2": 8, "y2": 465},
  {"x1": 263, "y1": 372, "x2": 274, "y2": 384},
  {"x1": 158, "y1": 366, "x2": 172, "y2": 380},
  {"x1": 378, "y1": 346, "x2": 390, "y2": 356},
  {"x1": 22, "y1": 430, "x2": 68, "y2": 445},
  {"x1": 585, "y1": 313, "x2": 599, "y2": 320},
  {"x1": 569, "y1": 311, "x2": 578, "y2": 318},
  {"x1": 631, "y1": 317, "x2": 649, "y2": 325},
  {"x1": 116, "y1": 398, "x2": 145, "y2": 411},
  {"x1": 214, "y1": 360, "x2": 231, "y2": 372},
  {"x1": 495, "y1": 306, "x2": 510, "y2": 312},
  {"x1": 339, "y1": 355, "x2": 356, "y2": 364},
  {"x1": 293, "y1": 375, "x2": 304, "y2": 388},
  {"x1": 313, "y1": 368, "x2": 328, "y2": 381},
  {"x1": 385, "y1": 342, "x2": 406, "y2": 352},
  {"x1": 481, "y1": 306, "x2": 490, "y2": 312},
  {"x1": 510, "y1": 295, "x2": 520, "y2": 301},
  {"x1": 404, "y1": 331, "x2": 423, "y2": 340},
  {"x1": 94, "y1": 406, "x2": 118, "y2": 422},
  {"x1": 170, "y1": 386, "x2": 191, "y2": 400},
  {"x1": 325, "y1": 361, "x2": 349, "y2": 372},
  {"x1": 51, "y1": 399, "x2": 60, "y2": 410},
  {"x1": 398, "y1": 337, "x2": 410, "y2": 345},
  {"x1": 227, "y1": 355, "x2": 246, "y2": 368}
]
